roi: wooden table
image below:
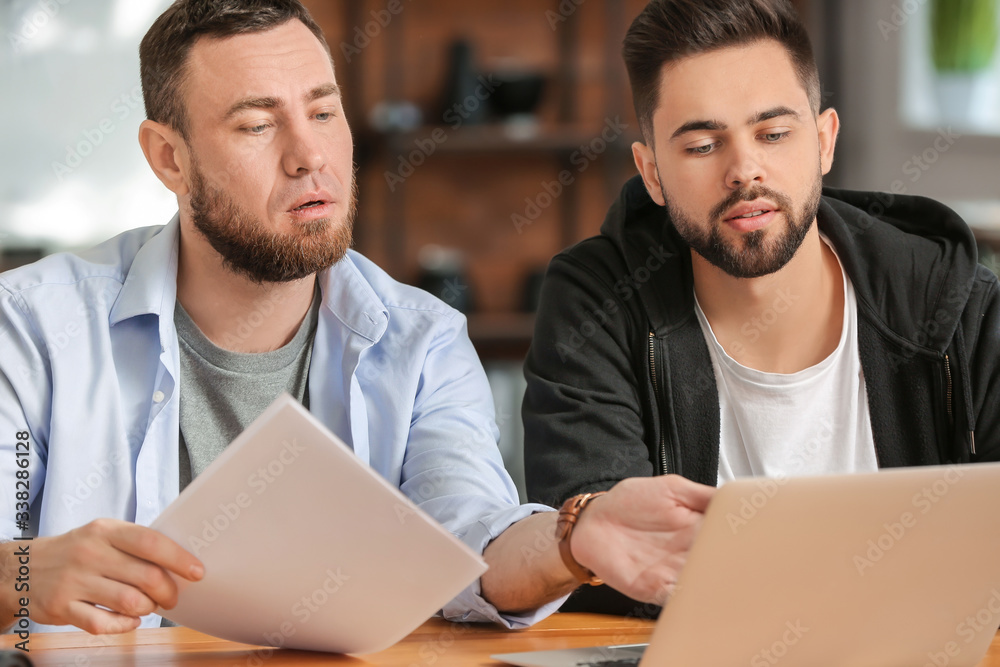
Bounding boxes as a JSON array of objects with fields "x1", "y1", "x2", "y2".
[
  {"x1": 0, "y1": 614, "x2": 652, "y2": 666},
  {"x1": 4, "y1": 614, "x2": 1000, "y2": 665}
]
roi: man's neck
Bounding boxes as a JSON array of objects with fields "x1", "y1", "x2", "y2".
[
  {"x1": 692, "y1": 224, "x2": 844, "y2": 374},
  {"x1": 176, "y1": 231, "x2": 317, "y2": 354}
]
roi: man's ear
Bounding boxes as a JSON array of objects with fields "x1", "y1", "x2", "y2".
[
  {"x1": 632, "y1": 141, "x2": 665, "y2": 206},
  {"x1": 138, "y1": 120, "x2": 190, "y2": 197},
  {"x1": 817, "y1": 108, "x2": 840, "y2": 176}
]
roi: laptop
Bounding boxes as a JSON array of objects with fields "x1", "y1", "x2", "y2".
[
  {"x1": 493, "y1": 463, "x2": 1000, "y2": 666},
  {"x1": 152, "y1": 394, "x2": 488, "y2": 654}
]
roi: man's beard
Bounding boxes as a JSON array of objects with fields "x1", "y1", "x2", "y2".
[
  {"x1": 188, "y1": 161, "x2": 356, "y2": 284},
  {"x1": 659, "y1": 169, "x2": 822, "y2": 279}
]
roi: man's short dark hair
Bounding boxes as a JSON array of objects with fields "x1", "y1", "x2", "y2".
[
  {"x1": 622, "y1": 0, "x2": 820, "y2": 143},
  {"x1": 140, "y1": 0, "x2": 330, "y2": 139}
]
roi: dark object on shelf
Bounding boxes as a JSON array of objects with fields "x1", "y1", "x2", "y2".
[
  {"x1": 0, "y1": 247, "x2": 45, "y2": 273},
  {"x1": 0, "y1": 651, "x2": 33, "y2": 667},
  {"x1": 439, "y1": 39, "x2": 489, "y2": 126},
  {"x1": 489, "y1": 71, "x2": 547, "y2": 118},
  {"x1": 416, "y1": 245, "x2": 475, "y2": 313}
]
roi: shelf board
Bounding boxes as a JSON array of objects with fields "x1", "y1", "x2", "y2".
[
  {"x1": 379, "y1": 123, "x2": 638, "y2": 155},
  {"x1": 466, "y1": 312, "x2": 536, "y2": 360}
]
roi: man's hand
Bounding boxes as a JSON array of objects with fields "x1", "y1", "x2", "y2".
[
  {"x1": 480, "y1": 474, "x2": 714, "y2": 615},
  {"x1": 571, "y1": 475, "x2": 715, "y2": 605},
  {"x1": 1, "y1": 519, "x2": 204, "y2": 634}
]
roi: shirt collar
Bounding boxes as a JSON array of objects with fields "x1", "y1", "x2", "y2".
[
  {"x1": 109, "y1": 214, "x2": 180, "y2": 326},
  {"x1": 318, "y1": 251, "x2": 389, "y2": 343}
]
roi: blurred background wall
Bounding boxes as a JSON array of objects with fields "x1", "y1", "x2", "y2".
[{"x1": 2, "y1": 0, "x2": 999, "y2": 499}]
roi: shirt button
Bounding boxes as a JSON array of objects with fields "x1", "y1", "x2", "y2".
[{"x1": 152, "y1": 391, "x2": 166, "y2": 403}]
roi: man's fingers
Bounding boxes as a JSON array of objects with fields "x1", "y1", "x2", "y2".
[
  {"x1": 21, "y1": 521, "x2": 200, "y2": 632},
  {"x1": 99, "y1": 550, "x2": 183, "y2": 610},
  {"x1": 665, "y1": 474, "x2": 715, "y2": 512},
  {"x1": 82, "y1": 575, "x2": 162, "y2": 618},
  {"x1": 104, "y1": 522, "x2": 204, "y2": 583},
  {"x1": 65, "y1": 600, "x2": 140, "y2": 636}
]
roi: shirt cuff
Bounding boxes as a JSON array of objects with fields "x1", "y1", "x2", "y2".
[{"x1": 440, "y1": 503, "x2": 571, "y2": 629}]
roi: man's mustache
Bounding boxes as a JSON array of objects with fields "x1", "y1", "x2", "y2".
[{"x1": 709, "y1": 186, "x2": 793, "y2": 222}]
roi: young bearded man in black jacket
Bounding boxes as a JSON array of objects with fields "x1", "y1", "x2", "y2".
[{"x1": 523, "y1": 0, "x2": 1000, "y2": 615}]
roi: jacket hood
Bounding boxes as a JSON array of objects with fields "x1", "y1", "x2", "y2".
[{"x1": 599, "y1": 175, "x2": 979, "y2": 353}]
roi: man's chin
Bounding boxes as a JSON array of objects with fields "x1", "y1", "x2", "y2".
[{"x1": 277, "y1": 216, "x2": 334, "y2": 237}]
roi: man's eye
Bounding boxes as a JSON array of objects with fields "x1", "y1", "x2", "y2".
[
  {"x1": 240, "y1": 123, "x2": 271, "y2": 134},
  {"x1": 762, "y1": 132, "x2": 790, "y2": 142},
  {"x1": 687, "y1": 143, "x2": 715, "y2": 155},
  {"x1": 315, "y1": 112, "x2": 334, "y2": 121}
]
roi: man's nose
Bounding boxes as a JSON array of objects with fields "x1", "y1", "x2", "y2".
[
  {"x1": 724, "y1": 140, "x2": 766, "y2": 189},
  {"x1": 282, "y1": 120, "x2": 326, "y2": 176}
]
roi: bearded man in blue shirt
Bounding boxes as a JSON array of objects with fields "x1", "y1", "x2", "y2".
[{"x1": 0, "y1": 0, "x2": 713, "y2": 635}]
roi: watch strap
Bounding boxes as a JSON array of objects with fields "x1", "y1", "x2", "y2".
[{"x1": 556, "y1": 492, "x2": 607, "y2": 586}]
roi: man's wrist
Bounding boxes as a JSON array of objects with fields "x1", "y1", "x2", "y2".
[{"x1": 555, "y1": 492, "x2": 607, "y2": 586}]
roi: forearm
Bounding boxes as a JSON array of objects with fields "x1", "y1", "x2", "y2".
[{"x1": 480, "y1": 512, "x2": 579, "y2": 614}]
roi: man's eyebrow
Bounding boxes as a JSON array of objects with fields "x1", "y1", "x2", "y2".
[
  {"x1": 670, "y1": 119, "x2": 727, "y2": 141},
  {"x1": 669, "y1": 106, "x2": 803, "y2": 141},
  {"x1": 223, "y1": 84, "x2": 341, "y2": 120},
  {"x1": 224, "y1": 96, "x2": 283, "y2": 120},
  {"x1": 748, "y1": 106, "x2": 801, "y2": 125},
  {"x1": 307, "y1": 83, "x2": 341, "y2": 102}
]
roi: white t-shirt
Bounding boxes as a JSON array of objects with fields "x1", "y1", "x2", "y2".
[{"x1": 694, "y1": 239, "x2": 878, "y2": 484}]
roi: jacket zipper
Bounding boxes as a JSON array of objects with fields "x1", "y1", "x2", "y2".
[
  {"x1": 944, "y1": 354, "x2": 954, "y2": 426},
  {"x1": 943, "y1": 353, "x2": 976, "y2": 456},
  {"x1": 942, "y1": 352, "x2": 974, "y2": 458},
  {"x1": 649, "y1": 331, "x2": 669, "y2": 475}
]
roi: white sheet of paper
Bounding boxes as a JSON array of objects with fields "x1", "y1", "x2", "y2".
[{"x1": 152, "y1": 394, "x2": 488, "y2": 654}]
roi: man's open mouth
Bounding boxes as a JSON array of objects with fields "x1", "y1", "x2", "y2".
[
  {"x1": 731, "y1": 209, "x2": 771, "y2": 220},
  {"x1": 294, "y1": 201, "x2": 325, "y2": 211}
]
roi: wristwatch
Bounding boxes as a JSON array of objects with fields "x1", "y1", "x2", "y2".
[{"x1": 556, "y1": 491, "x2": 607, "y2": 586}]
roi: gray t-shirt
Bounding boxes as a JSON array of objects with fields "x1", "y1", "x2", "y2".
[{"x1": 174, "y1": 290, "x2": 320, "y2": 491}]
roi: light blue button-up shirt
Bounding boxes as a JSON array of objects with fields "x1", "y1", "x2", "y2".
[{"x1": 0, "y1": 216, "x2": 563, "y2": 632}]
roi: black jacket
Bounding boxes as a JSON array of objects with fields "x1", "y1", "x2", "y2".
[{"x1": 523, "y1": 175, "x2": 1000, "y2": 615}]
